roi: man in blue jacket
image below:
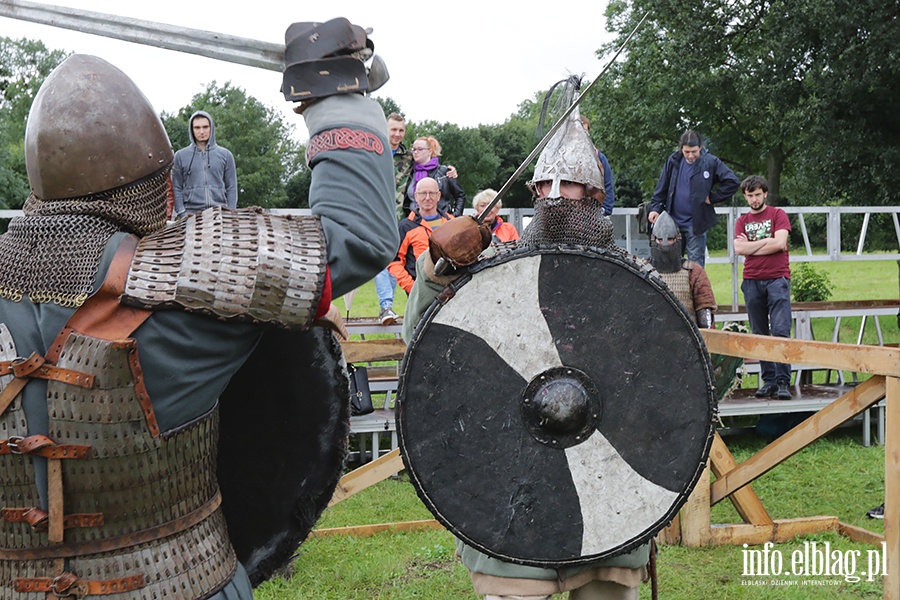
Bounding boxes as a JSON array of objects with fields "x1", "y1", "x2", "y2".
[
  {"x1": 172, "y1": 110, "x2": 238, "y2": 218},
  {"x1": 647, "y1": 130, "x2": 739, "y2": 267}
]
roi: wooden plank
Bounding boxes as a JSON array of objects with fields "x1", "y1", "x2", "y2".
[
  {"x1": 658, "y1": 514, "x2": 681, "y2": 545},
  {"x1": 341, "y1": 338, "x2": 407, "y2": 363},
  {"x1": 700, "y1": 329, "x2": 900, "y2": 377},
  {"x1": 312, "y1": 519, "x2": 443, "y2": 538},
  {"x1": 709, "y1": 433, "x2": 773, "y2": 525},
  {"x1": 711, "y1": 376, "x2": 886, "y2": 505},
  {"x1": 329, "y1": 448, "x2": 404, "y2": 506},
  {"x1": 885, "y1": 376, "x2": 900, "y2": 600},
  {"x1": 680, "y1": 463, "x2": 711, "y2": 547},
  {"x1": 708, "y1": 517, "x2": 839, "y2": 546},
  {"x1": 839, "y1": 521, "x2": 885, "y2": 547}
]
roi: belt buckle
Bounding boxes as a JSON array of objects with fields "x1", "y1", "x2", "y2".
[
  {"x1": 50, "y1": 573, "x2": 78, "y2": 597},
  {"x1": 6, "y1": 435, "x2": 24, "y2": 454}
]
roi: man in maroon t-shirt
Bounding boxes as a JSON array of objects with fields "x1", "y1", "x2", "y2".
[{"x1": 734, "y1": 175, "x2": 793, "y2": 400}]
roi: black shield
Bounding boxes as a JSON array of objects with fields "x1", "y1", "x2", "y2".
[
  {"x1": 398, "y1": 246, "x2": 716, "y2": 567},
  {"x1": 217, "y1": 327, "x2": 349, "y2": 586}
]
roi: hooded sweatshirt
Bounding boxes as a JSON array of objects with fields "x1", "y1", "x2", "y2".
[{"x1": 172, "y1": 110, "x2": 238, "y2": 218}]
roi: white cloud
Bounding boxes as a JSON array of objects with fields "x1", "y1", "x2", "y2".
[{"x1": 0, "y1": 0, "x2": 613, "y2": 140}]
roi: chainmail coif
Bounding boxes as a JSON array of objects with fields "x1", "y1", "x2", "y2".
[
  {"x1": 0, "y1": 166, "x2": 170, "y2": 307},
  {"x1": 522, "y1": 196, "x2": 617, "y2": 250}
]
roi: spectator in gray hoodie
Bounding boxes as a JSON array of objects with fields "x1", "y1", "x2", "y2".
[{"x1": 172, "y1": 110, "x2": 238, "y2": 218}]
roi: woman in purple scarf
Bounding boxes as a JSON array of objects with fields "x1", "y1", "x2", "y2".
[{"x1": 404, "y1": 136, "x2": 467, "y2": 217}]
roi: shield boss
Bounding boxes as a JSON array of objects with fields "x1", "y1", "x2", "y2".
[{"x1": 398, "y1": 247, "x2": 716, "y2": 567}]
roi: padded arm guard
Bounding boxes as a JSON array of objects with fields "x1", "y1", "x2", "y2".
[{"x1": 122, "y1": 207, "x2": 327, "y2": 329}]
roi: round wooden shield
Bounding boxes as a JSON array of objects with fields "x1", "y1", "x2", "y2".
[
  {"x1": 398, "y1": 246, "x2": 716, "y2": 567},
  {"x1": 218, "y1": 327, "x2": 349, "y2": 586}
]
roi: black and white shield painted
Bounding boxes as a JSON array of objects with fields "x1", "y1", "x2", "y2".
[{"x1": 398, "y1": 245, "x2": 716, "y2": 567}]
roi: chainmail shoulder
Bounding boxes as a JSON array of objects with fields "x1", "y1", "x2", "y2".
[
  {"x1": 0, "y1": 165, "x2": 170, "y2": 308},
  {"x1": 0, "y1": 215, "x2": 119, "y2": 307},
  {"x1": 123, "y1": 207, "x2": 328, "y2": 329}
]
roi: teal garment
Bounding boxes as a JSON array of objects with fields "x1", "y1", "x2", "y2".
[
  {"x1": 304, "y1": 94, "x2": 399, "y2": 298},
  {"x1": 457, "y1": 540, "x2": 650, "y2": 580},
  {"x1": 402, "y1": 251, "x2": 650, "y2": 581}
]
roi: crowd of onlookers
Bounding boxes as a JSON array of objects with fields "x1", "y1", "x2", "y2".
[{"x1": 375, "y1": 117, "x2": 797, "y2": 409}]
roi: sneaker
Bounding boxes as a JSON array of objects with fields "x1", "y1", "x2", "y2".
[
  {"x1": 378, "y1": 307, "x2": 399, "y2": 326},
  {"x1": 775, "y1": 381, "x2": 792, "y2": 400},
  {"x1": 867, "y1": 504, "x2": 885, "y2": 519},
  {"x1": 755, "y1": 384, "x2": 777, "y2": 398}
]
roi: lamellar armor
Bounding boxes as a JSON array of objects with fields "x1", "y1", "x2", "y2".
[{"x1": 0, "y1": 55, "x2": 342, "y2": 598}]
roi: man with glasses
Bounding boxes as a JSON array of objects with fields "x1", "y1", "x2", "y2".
[{"x1": 388, "y1": 177, "x2": 454, "y2": 295}]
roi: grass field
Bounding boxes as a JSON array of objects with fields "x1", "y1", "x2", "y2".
[{"x1": 259, "y1": 256, "x2": 898, "y2": 599}]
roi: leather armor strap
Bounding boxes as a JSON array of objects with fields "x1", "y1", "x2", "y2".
[
  {"x1": 14, "y1": 572, "x2": 144, "y2": 596},
  {"x1": 0, "y1": 236, "x2": 142, "y2": 419},
  {"x1": 0, "y1": 490, "x2": 222, "y2": 560},
  {"x1": 0, "y1": 352, "x2": 94, "y2": 387},
  {"x1": 2, "y1": 507, "x2": 103, "y2": 531},
  {"x1": 0, "y1": 435, "x2": 92, "y2": 459},
  {"x1": 46, "y1": 235, "x2": 150, "y2": 364},
  {"x1": 0, "y1": 376, "x2": 27, "y2": 418}
]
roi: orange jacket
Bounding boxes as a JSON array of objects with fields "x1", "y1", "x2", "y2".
[
  {"x1": 388, "y1": 210, "x2": 453, "y2": 293},
  {"x1": 491, "y1": 217, "x2": 520, "y2": 243}
]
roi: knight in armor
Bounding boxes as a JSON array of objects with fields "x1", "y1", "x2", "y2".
[
  {"x1": 649, "y1": 211, "x2": 717, "y2": 328},
  {"x1": 0, "y1": 18, "x2": 397, "y2": 599},
  {"x1": 402, "y1": 106, "x2": 652, "y2": 600}
]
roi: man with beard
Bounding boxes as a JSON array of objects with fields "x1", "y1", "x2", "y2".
[
  {"x1": 734, "y1": 175, "x2": 793, "y2": 400},
  {"x1": 402, "y1": 108, "x2": 648, "y2": 600},
  {"x1": 648, "y1": 211, "x2": 717, "y2": 328},
  {"x1": 0, "y1": 20, "x2": 397, "y2": 598}
]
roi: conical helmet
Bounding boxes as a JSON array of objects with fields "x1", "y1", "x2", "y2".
[
  {"x1": 650, "y1": 211, "x2": 683, "y2": 273},
  {"x1": 25, "y1": 54, "x2": 173, "y2": 200},
  {"x1": 651, "y1": 210, "x2": 679, "y2": 243},
  {"x1": 529, "y1": 105, "x2": 605, "y2": 202}
]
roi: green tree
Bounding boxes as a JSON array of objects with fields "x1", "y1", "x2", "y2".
[
  {"x1": 583, "y1": 0, "x2": 899, "y2": 209},
  {"x1": 161, "y1": 82, "x2": 303, "y2": 209},
  {"x1": 0, "y1": 37, "x2": 67, "y2": 209}
]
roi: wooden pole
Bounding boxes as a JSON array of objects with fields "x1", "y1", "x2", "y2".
[
  {"x1": 885, "y1": 376, "x2": 900, "y2": 600},
  {"x1": 329, "y1": 448, "x2": 404, "y2": 507},
  {"x1": 711, "y1": 376, "x2": 886, "y2": 504},
  {"x1": 709, "y1": 433, "x2": 772, "y2": 525},
  {"x1": 680, "y1": 463, "x2": 711, "y2": 547}
]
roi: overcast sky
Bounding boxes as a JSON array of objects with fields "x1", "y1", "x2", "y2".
[{"x1": 0, "y1": 0, "x2": 614, "y2": 140}]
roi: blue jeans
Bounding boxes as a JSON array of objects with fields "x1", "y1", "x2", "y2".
[
  {"x1": 678, "y1": 224, "x2": 707, "y2": 267},
  {"x1": 741, "y1": 277, "x2": 793, "y2": 385},
  {"x1": 374, "y1": 268, "x2": 396, "y2": 310}
]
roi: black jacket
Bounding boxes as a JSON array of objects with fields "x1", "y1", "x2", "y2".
[
  {"x1": 649, "y1": 149, "x2": 739, "y2": 236},
  {"x1": 403, "y1": 164, "x2": 466, "y2": 217}
]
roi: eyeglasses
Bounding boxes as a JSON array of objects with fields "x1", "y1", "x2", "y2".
[
  {"x1": 411, "y1": 147, "x2": 430, "y2": 153},
  {"x1": 415, "y1": 191, "x2": 439, "y2": 198}
]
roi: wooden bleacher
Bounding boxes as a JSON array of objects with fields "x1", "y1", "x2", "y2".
[{"x1": 342, "y1": 319, "x2": 404, "y2": 464}]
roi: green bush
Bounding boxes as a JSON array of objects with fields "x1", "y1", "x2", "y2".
[{"x1": 791, "y1": 263, "x2": 834, "y2": 302}]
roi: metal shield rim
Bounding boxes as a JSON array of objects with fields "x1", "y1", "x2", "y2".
[{"x1": 397, "y1": 244, "x2": 716, "y2": 567}]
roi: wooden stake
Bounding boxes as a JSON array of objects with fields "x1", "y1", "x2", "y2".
[
  {"x1": 711, "y1": 376, "x2": 886, "y2": 504},
  {"x1": 329, "y1": 448, "x2": 404, "y2": 506},
  {"x1": 884, "y1": 376, "x2": 900, "y2": 600},
  {"x1": 680, "y1": 463, "x2": 711, "y2": 547},
  {"x1": 709, "y1": 433, "x2": 773, "y2": 525}
]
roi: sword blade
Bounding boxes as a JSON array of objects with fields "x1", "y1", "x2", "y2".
[{"x1": 0, "y1": 0, "x2": 284, "y2": 71}]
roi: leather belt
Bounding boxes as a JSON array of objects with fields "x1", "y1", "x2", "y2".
[
  {"x1": 15, "y1": 572, "x2": 144, "y2": 597},
  {"x1": 0, "y1": 435, "x2": 92, "y2": 459}
]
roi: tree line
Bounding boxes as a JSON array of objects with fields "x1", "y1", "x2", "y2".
[{"x1": 0, "y1": 0, "x2": 896, "y2": 245}]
